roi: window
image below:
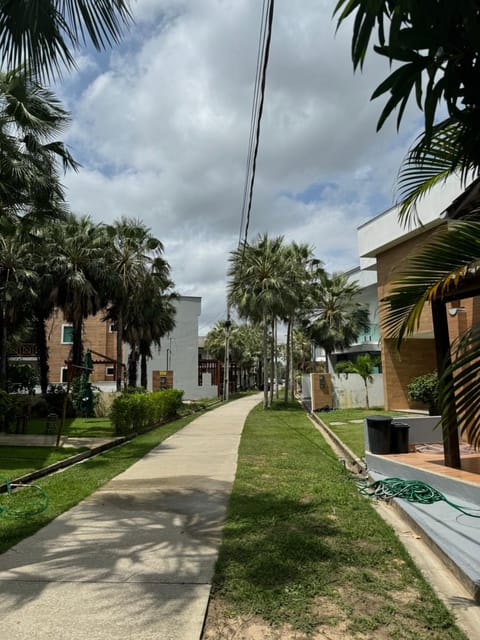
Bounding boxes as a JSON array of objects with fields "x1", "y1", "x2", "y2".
[
  {"x1": 106, "y1": 366, "x2": 115, "y2": 377},
  {"x1": 61, "y1": 324, "x2": 74, "y2": 344},
  {"x1": 61, "y1": 367, "x2": 68, "y2": 383},
  {"x1": 109, "y1": 323, "x2": 117, "y2": 333}
]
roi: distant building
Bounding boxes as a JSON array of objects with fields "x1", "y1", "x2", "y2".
[{"x1": 127, "y1": 296, "x2": 218, "y2": 400}]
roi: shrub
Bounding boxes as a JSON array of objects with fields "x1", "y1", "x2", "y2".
[
  {"x1": 407, "y1": 372, "x2": 439, "y2": 415},
  {"x1": 110, "y1": 389, "x2": 184, "y2": 435}
]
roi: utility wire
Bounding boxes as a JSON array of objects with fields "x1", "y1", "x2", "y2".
[
  {"x1": 238, "y1": 0, "x2": 275, "y2": 248},
  {"x1": 224, "y1": 0, "x2": 275, "y2": 400},
  {"x1": 237, "y1": 0, "x2": 268, "y2": 247}
]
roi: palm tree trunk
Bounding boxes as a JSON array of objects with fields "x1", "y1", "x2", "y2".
[
  {"x1": 34, "y1": 317, "x2": 49, "y2": 394},
  {"x1": 269, "y1": 318, "x2": 274, "y2": 407},
  {"x1": 364, "y1": 379, "x2": 370, "y2": 409},
  {"x1": 274, "y1": 318, "x2": 279, "y2": 400},
  {"x1": 262, "y1": 317, "x2": 268, "y2": 409},
  {"x1": 284, "y1": 318, "x2": 291, "y2": 403},
  {"x1": 0, "y1": 307, "x2": 7, "y2": 390},
  {"x1": 72, "y1": 317, "x2": 83, "y2": 369},
  {"x1": 127, "y1": 347, "x2": 138, "y2": 387},
  {"x1": 116, "y1": 313, "x2": 123, "y2": 392},
  {"x1": 140, "y1": 353, "x2": 148, "y2": 389}
]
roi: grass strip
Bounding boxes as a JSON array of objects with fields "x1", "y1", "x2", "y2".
[
  {"x1": 0, "y1": 446, "x2": 88, "y2": 481},
  {"x1": 207, "y1": 402, "x2": 466, "y2": 639},
  {"x1": 0, "y1": 413, "x2": 198, "y2": 554}
]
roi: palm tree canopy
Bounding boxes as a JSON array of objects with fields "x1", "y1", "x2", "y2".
[
  {"x1": 0, "y1": 0, "x2": 133, "y2": 82},
  {"x1": 335, "y1": 2, "x2": 480, "y2": 144},
  {"x1": 305, "y1": 272, "x2": 370, "y2": 355},
  {"x1": 0, "y1": 68, "x2": 78, "y2": 224}
]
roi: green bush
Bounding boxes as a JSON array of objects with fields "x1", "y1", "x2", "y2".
[
  {"x1": 407, "y1": 372, "x2": 439, "y2": 415},
  {"x1": 110, "y1": 389, "x2": 184, "y2": 435}
]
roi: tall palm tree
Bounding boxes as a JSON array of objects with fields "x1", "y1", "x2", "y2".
[
  {"x1": 122, "y1": 263, "x2": 176, "y2": 389},
  {"x1": 282, "y1": 242, "x2": 323, "y2": 402},
  {"x1": 0, "y1": 220, "x2": 38, "y2": 389},
  {"x1": 49, "y1": 214, "x2": 110, "y2": 370},
  {"x1": 228, "y1": 234, "x2": 289, "y2": 408},
  {"x1": 105, "y1": 218, "x2": 170, "y2": 391},
  {"x1": 304, "y1": 272, "x2": 370, "y2": 373},
  {"x1": 0, "y1": 1, "x2": 133, "y2": 82}
]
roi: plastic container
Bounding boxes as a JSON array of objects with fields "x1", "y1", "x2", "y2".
[
  {"x1": 366, "y1": 415, "x2": 393, "y2": 454},
  {"x1": 391, "y1": 422, "x2": 410, "y2": 454}
]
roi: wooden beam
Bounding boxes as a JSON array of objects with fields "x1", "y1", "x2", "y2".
[{"x1": 431, "y1": 299, "x2": 461, "y2": 468}]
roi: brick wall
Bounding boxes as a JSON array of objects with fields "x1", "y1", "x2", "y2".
[{"x1": 47, "y1": 310, "x2": 119, "y2": 384}]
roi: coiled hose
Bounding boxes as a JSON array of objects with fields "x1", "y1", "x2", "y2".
[
  {"x1": 359, "y1": 477, "x2": 480, "y2": 518},
  {"x1": 0, "y1": 476, "x2": 49, "y2": 519}
]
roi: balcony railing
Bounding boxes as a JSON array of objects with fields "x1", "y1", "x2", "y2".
[
  {"x1": 8, "y1": 343, "x2": 38, "y2": 357},
  {"x1": 357, "y1": 323, "x2": 380, "y2": 344}
]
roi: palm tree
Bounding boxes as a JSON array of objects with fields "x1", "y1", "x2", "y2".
[
  {"x1": 122, "y1": 264, "x2": 176, "y2": 389},
  {"x1": 0, "y1": 221, "x2": 37, "y2": 389},
  {"x1": 228, "y1": 234, "x2": 289, "y2": 408},
  {"x1": 304, "y1": 272, "x2": 370, "y2": 373},
  {"x1": 105, "y1": 218, "x2": 170, "y2": 391},
  {"x1": 0, "y1": 1, "x2": 133, "y2": 82},
  {"x1": 49, "y1": 214, "x2": 110, "y2": 370},
  {"x1": 282, "y1": 242, "x2": 323, "y2": 402},
  {"x1": 335, "y1": 354, "x2": 380, "y2": 409}
]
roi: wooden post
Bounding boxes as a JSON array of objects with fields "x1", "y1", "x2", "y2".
[{"x1": 431, "y1": 299, "x2": 461, "y2": 468}]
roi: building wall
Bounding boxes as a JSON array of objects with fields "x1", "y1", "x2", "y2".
[
  {"x1": 135, "y1": 296, "x2": 218, "y2": 400},
  {"x1": 47, "y1": 310, "x2": 118, "y2": 384}
]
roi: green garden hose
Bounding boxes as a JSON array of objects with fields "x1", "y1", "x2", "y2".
[
  {"x1": 0, "y1": 476, "x2": 49, "y2": 519},
  {"x1": 359, "y1": 477, "x2": 480, "y2": 518}
]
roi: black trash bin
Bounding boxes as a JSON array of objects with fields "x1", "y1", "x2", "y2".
[
  {"x1": 391, "y1": 422, "x2": 410, "y2": 454},
  {"x1": 366, "y1": 415, "x2": 393, "y2": 454}
]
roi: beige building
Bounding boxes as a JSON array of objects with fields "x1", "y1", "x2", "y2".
[{"x1": 358, "y1": 176, "x2": 478, "y2": 411}]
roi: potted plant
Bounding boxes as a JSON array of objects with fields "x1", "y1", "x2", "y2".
[{"x1": 407, "y1": 372, "x2": 439, "y2": 415}]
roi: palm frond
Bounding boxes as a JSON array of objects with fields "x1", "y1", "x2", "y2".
[
  {"x1": 382, "y1": 219, "x2": 480, "y2": 344},
  {"x1": 396, "y1": 119, "x2": 475, "y2": 228}
]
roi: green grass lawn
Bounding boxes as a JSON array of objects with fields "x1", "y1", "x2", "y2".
[
  {"x1": 205, "y1": 402, "x2": 466, "y2": 640},
  {"x1": 0, "y1": 446, "x2": 87, "y2": 481},
  {"x1": 0, "y1": 412, "x2": 200, "y2": 553},
  {"x1": 318, "y1": 408, "x2": 416, "y2": 458},
  {"x1": 25, "y1": 416, "x2": 115, "y2": 438}
]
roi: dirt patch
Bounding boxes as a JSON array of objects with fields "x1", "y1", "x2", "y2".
[{"x1": 203, "y1": 597, "x2": 366, "y2": 640}]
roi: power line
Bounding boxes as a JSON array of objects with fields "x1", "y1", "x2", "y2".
[{"x1": 238, "y1": 0, "x2": 275, "y2": 248}]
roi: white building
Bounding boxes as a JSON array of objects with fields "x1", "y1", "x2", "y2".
[{"x1": 128, "y1": 296, "x2": 218, "y2": 400}]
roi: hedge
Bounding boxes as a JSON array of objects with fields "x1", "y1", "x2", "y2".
[{"x1": 110, "y1": 389, "x2": 184, "y2": 435}]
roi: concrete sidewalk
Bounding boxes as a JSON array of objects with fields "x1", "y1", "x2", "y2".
[{"x1": 0, "y1": 393, "x2": 262, "y2": 640}]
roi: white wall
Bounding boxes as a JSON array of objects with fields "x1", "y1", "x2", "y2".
[
  {"x1": 128, "y1": 296, "x2": 218, "y2": 400},
  {"x1": 357, "y1": 174, "x2": 468, "y2": 261},
  {"x1": 301, "y1": 372, "x2": 384, "y2": 409},
  {"x1": 332, "y1": 373, "x2": 384, "y2": 409}
]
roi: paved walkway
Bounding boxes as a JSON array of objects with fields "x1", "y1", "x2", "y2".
[{"x1": 0, "y1": 394, "x2": 262, "y2": 640}]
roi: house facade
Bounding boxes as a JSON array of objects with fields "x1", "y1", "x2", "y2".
[
  {"x1": 46, "y1": 310, "x2": 118, "y2": 387},
  {"x1": 357, "y1": 176, "x2": 476, "y2": 410},
  {"x1": 23, "y1": 296, "x2": 217, "y2": 400}
]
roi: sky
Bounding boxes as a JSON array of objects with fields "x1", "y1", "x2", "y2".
[{"x1": 55, "y1": 0, "x2": 424, "y2": 335}]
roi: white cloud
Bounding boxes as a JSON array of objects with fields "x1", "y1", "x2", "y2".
[{"x1": 59, "y1": 0, "x2": 423, "y2": 332}]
